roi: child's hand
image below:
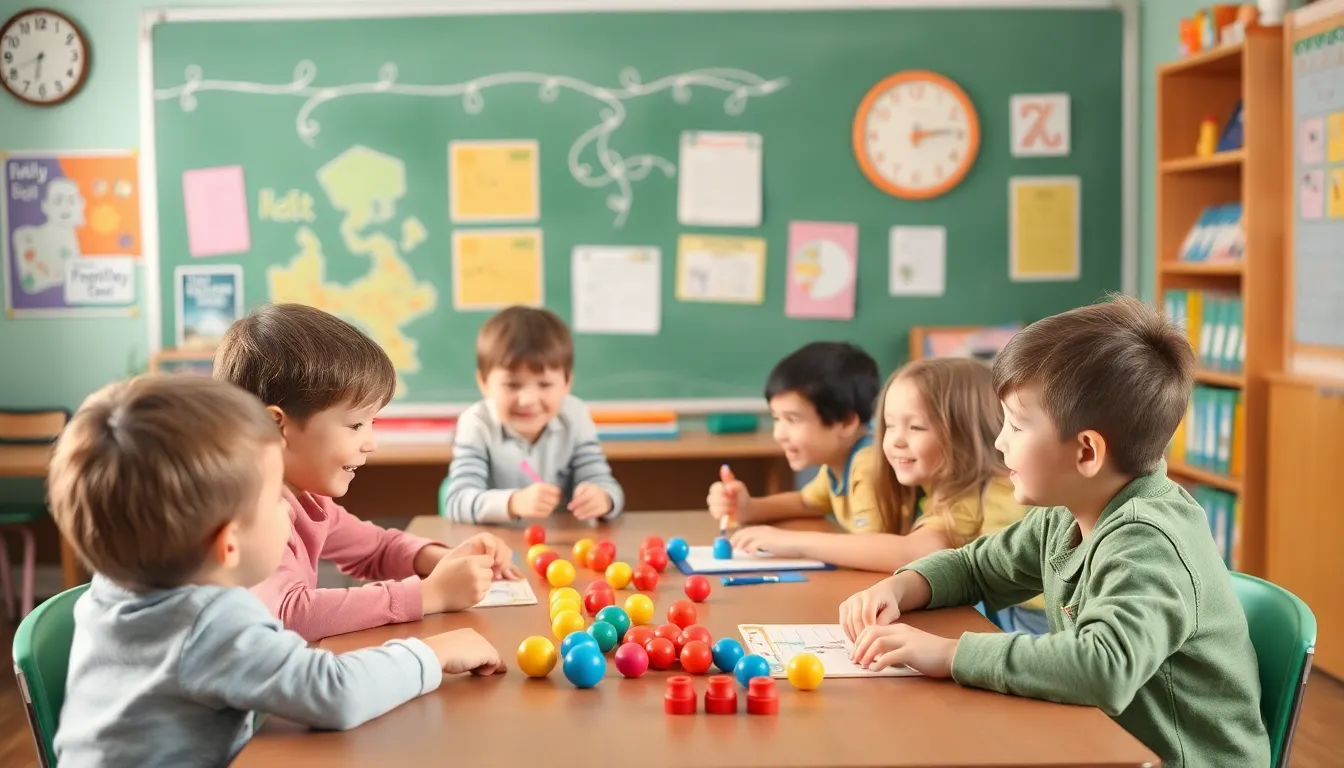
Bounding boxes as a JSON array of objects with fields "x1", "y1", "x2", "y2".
[
  {"x1": 730, "y1": 526, "x2": 804, "y2": 557},
  {"x1": 508, "y1": 483, "x2": 562, "y2": 519},
  {"x1": 449, "y1": 533, "x2": 522, "y2": 580},
  {"x1": 568, "y1": 482, "x2": 612, "y2": 520},
  {"x1": 421, "y1": 553, "x2": 494, "y2": 614},
  {"x1": 707, "y1": 477, "x2": 749, "y2": 524},
  {"x1": 838, "y1": 575, "x2": 904, "y2": 641},
  {"x1": 421, "y1": 628, "x2": 507, "y2": 676},
  {"x1": 850, "y1": 624, "x2": 958, "y2": 678}
]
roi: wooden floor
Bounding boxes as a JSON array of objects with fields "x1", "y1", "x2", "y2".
[{"x1": 0, "y1": 619, "x2": 1340, "y2": 766}]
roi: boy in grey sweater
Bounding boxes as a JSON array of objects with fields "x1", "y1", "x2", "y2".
[{"x1": 49, "y1": 375, "x2": 505, "y2": 767}]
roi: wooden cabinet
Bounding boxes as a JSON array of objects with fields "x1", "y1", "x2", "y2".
[{"x1": 1267, "y1": 375, "x2": 1344, "y2": 677}]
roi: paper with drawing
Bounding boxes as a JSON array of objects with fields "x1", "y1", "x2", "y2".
[{"x1": 739, "y1": 624, "x2": 920, "y2": 678}]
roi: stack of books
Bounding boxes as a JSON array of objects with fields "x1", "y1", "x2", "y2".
[
  {"x1": 1176, "y1": 203, "x2": 1244, "y2": 263},
  {"x1": 591, "y1": 410, "x2": 679, "y2": 441},
  {"x1": 1164, "y1": 289, "x2": 1245, "y2": 373},
  {"x1": 1170, "y1": 384, "x2": 1244, "y2": 479}
]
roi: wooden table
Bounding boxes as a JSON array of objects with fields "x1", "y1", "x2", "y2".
[
  {"x1": 236, "y1": 512, "x2": 1159, "y2": 767},
  {"x1": 0, "y1": 444, "x2": 83, "y2": 589}
]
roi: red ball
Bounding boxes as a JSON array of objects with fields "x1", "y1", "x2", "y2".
[
  {"x1": 595, "y1": 540, "x2": 617, "y2": 560},
  {"x1": 654, "y1": 622, "x2": 683, "y2": 648},
  {"x1": 679, "y1": 640, "x2": 713, "y2": 675},
  {"x1": 679, "y1": 624, "x2": 713, "y2": 648},
  {"x1": 534, "y1": 549, "x2": 560, "y2": 577},
  {"x1": 641, "y1": 547, "x2": 670, "y2": 573},
  {"x1": 642, "y1": 536, "x2": 665, "y2": 552},
  {"x1": 614, "y1": 642, "x2": 649, "y2": 678},
  {"x1": 524, "y1": 525, "x2": 546, "y2": 547},
  {"x1": 645, "y1": 637, "x2": 677, "y2": 670},
  {"x1": 624, "y1": 624, "x2": 656, "y2": 647},
  {"x1": 632, "y1": 563, "x2": 660, "y2": 591},
  {"x1": 684, "y1": 575, "x2": 711, "y2": 603},
  {"x1": 583, "y1": 589, "x2": 615, "y2": 616},
  {"x1": 585, "y1": 546, "x2": 613, "y2": 573},
  {"x1": 667, "y1": 599, "x2": 698, "y2": 629},
  {"x1": 585, "y1": 579, "x2": 614, "y2": 596}
]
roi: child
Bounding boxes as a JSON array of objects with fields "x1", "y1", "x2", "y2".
[
  {"x1": 440, "y1": 306, "x2": 625, "y2": 524},
  {"x1": 839, "y1": 296, "x2": 1270, "y2": 768},
  {"x1": 49, "y1": 376, "x2": 505, "y2": 766},
  {"x1": 215, "y1": 303, "x2": 521, "y2": 642},
  {"x1": 707, "y1": 342, "x2": 882, "y2": 554}
]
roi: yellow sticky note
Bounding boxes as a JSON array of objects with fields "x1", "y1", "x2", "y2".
[
  {"x1": 449, "y1": 140, "x2": 540, "y2": 222},
  {"x1": 1328, "y1": 113, "x2": 1344, "y2": 164},
  {"x1": 452, "y1": 229, "x2": 544, "y2": 310},
  {"x1": 1329, "y1": 168, "x2": 1344, "y2": 220},
  {"x1": 675, "y1": 234, "x2": 767, "y2": 304},
  {"x1": 1010, "y1": 176, "x2": 1081, "y2": 282}
]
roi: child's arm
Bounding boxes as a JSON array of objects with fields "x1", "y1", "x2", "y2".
[
  {"x1": 322, "y1": 496, "x2": 442, "y2": 582},
  {"x1": 440, "y1": 407, "x2": 515, "y2": 524},
  {"x1": 565, "y1": 399, "x2": 625, "y2": 520},
  {"x1": 750, "y1": 527, "x2": 951, "y2": 572},
  {"x1": 900, "y1": 509, "x2": 1048, "y2": 611}
]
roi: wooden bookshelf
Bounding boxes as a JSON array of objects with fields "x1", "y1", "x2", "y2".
[{"x1": 1155, "y1": 26, "x2": 1285, "y2": 578}]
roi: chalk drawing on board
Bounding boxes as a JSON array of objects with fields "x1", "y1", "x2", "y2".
[{"x1": 155, "y1": 63, "x2": 789, "y2": 227}]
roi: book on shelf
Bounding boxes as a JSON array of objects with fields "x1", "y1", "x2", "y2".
[
  {"x1": 591, "y1": 409, "x2": 680, "y2": 441},
  {"x1": 1217, "y1": 101, "x2": 1244, "y2": 153},
  {"x1": 1178, "y1": 480, "x2": 1241, "y2": 570},
  {"x1": 1176, "y1": 204, "x2": 1244, "y2": 263},
  {"x1": 1170, "y1": 384, "x2": 1244, "y2": 478},
  {"x1": 1164, "y1": 289, "x2": 1245, "y2": 373}
]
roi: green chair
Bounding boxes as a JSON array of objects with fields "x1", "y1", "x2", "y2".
[
  {"x1": 1230, "y1": 572, "x2": 1317, "y2": 768},
  {"x1": 13, "y1": 583, "x2": 89, "y2": 768}
]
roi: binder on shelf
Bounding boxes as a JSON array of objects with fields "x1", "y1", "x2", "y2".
[{"x1": 1176, "y1": 204, "x2": 1244, "y2": 263}]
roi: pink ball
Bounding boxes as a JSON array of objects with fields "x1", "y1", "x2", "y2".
[{"x1": 614, "y1": 641, "x2": 649, "y2": 678}]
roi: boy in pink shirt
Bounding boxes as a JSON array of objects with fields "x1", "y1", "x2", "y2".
[{"x1": 216, "y1": 303, "x2": 522, "y2": 641}]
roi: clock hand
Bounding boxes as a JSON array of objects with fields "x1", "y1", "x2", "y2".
[
  {"x1": 33, "y1": 52, "x2": 42, "y2": 80},
  {"x1": 910, "y1": 127, "x2": 961, "y2": 147}
]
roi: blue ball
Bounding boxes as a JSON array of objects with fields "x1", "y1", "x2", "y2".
[
  {"x1": 712, "y1": 637, "x2": 746, "y2": 674},
  {"x1": 562, "y1": 644, "x2": 607, "y2": 689},
  {"x1": 594, "y1": 606, "x2": 631, "y2": 641},
  {"x1": 733, "y1": 654, "x2": 771, "y2": 688},
  {"x1": 712, "y1": 536, "x2": 733, "y2": 560},
  {"x1": 561, "y1": 630, "x2": 598, "y2": 657},
  {"x1": 666, "y1": 536, "x2": 690, "y2": 562}
]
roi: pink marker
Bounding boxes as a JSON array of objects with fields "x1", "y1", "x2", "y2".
[{"x1": 520, "y1": 459, "x2": 543, "y2": 484}]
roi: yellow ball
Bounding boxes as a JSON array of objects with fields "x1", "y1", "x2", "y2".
[
  {"x1": 526, "y1": 544, "x2": 552, "y2": 569},
  {"x1": 786, "y1": 652, "x2": 825, "y2": 691},
  {"x1": 546, "y1": 558, "x2": 576, "y2": 588},
  {"x1": 623, "y1": 593, "x2": 655, "y2": 626},
  {"x1": 605, "y1": 561, "x2": 633, "y2": 589},
  {"x1": 572, "y1": 538, "x2": 596, "y2": 563},
  {"x1": 551, "y1": 609, "x2": 586, "y2": 641},
  {"x1": 549, "y1": 597, "x2": 583, "y2": 621},
  {"x1": 549, "y1": 586, "x2": 581, "y2": 606},
  {"x1": 517, "y1": 635, "x2": 557, "y2": 678}
]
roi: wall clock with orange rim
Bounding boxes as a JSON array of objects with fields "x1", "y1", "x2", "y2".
[{"x1": 852, "y1": 70, "x2": 980, "y2": 200}]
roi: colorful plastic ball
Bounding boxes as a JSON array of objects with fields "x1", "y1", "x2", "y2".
[
  {"x1": 654, "y1": 623, "x2": 683, "y2": 649},
  {"x1": 712, "y1": 536, "x2": 733, "y2": 560},
  {"x1": 516, "y1": 635, "x2": 557, "y2": 678},
  {"x1": 623, "y1": 624, "x2": 656, "y2": 648},
  {"x1": 583, "y1": 588, "x2": 615, "y2": 616},
  {"x1": 594, "y1": 605, "x2": 632, "y2": 641},
  {"x1": 561, "y1": 629, "x2": 598, "y2": 657},
  {"x1": 549, "y1": 598, "x2": 583, "y2": 621},
  {"x1": 623, "y1": 593, "x2": 655, "y2": 625},
  {"x1": 679, "y1": 624, "x2": 713, "y2": 648},
  {"x1": 534, "y1": 550, "x2": 560, "y2": 577},
  {"x1": 644, "y1": 637, "x2": 677, "y2": 670},
  {"x1": 524, "y1": 525, "x2": 546, "y2": 548},
  {"x1": 631, "y1": 564, "x2": 659, "y2": 591},
  {"x1": 680, "y1": 640, "x2": 713, "y2": 675},
  {"x1": 526, "y1": 543, "x2": 552, "y2": 568},
  {"x1": 572, "y1": 538, "x2": 596, "y2": 564},
  {"x1": 667, "y1": 599, "x2": 698, "y2": 629},
  {"x1": 684, "y1": 575, "x2": 711, "y2": 603},
  {"x1": 642, "y1": 536, "x2": 665, "y2": 552},
  {"x1": 733, "y1": 654, "x2": 772, "y2": 688},
  {"x1": 594, "y1": 540, "x2": 617, "y2": 561},
  {"x1": 551, "y1": 609, "x2": 586, "y2": 641},
  {"x1": 587, "y1": 620, "x2": 619, "y2": 653},
  {"x1": 585, "y1": 546, "x2": 614, "y2": 573},
  {"x1": 614, "y1": 641, "x2": 649, "y2": 678},
  {"x1": 549, "y1": 586, "x2": 581, "y2": 606},
  {"x1": 712, "y1": 637, "x2": 746, "y2": 674},
  {"x1": 666, "y1": 536, "x2": 690, "y2": 562},
  {"x1": 640, "y1": 547, "x2": 670, "y2": 573},
  {"x1": 786, "y1": 652, "x2": 825, "y2": 691},
  {"x1": 546, "y1": 558, "x2": 576, "y2": 588},
  {"x1": 605, "y1": 561, "x2": 633, "y2": 589},
  {"x1": 562, "y1": 644, "x2": 607, "y2": 689}
]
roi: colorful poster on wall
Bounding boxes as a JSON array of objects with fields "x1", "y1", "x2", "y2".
[
  {"x1": 785, "y1": 221, "x2": 857, "y2": 320},
  {"x1": 1, "y1": 150, "x2": 141, "y2": 317},
  {"x1": 174, "y1": 264, "x2": 243, "y2": 350},
  {"x1": 452, "y1": 228, "x2": 544, "y2": 310}
]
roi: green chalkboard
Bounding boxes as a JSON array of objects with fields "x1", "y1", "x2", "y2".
[{"x1": 148, "y1": 5, "x2": 1125, "y2": 405}]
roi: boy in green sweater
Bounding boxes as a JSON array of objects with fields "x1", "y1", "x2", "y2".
[{"x1": 838, "y1": 295, "x2": 1270, "y2": 768}]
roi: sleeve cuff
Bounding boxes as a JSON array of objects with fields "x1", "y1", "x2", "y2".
[
  {"x1": 950, "y1": 631, "x2": 1013, "y2": 691},
  {"x1": 474, "y1": 490, "x2": 515, "y2": 524},
  {"x1": 387, "y1": 638, "x2": 444, "y2": 694},
  {"x1": 390, "y1": 576, "x2": 425, "y2": 622}
]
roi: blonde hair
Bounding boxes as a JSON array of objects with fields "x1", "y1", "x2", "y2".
[
  {"x1": 872, "y1": 357, "x2": 1007, "y2": 537},
  {"x1": 47, "y1": 375, "x2": 282, "y2": 591}
]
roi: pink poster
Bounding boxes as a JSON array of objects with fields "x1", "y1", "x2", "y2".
[
  {"x1": 182, "y1": 165, "x2": 251, "y2": 258},
  {"x1": 785, "y1": 221, "x2": 858, "y2": 320}
]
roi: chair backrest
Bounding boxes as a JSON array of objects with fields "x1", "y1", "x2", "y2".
[
  {"x1": 13, "y1": 583, "x2": 89, "y2": 768},
  {"x1": 0, "y1": 408, "x2": 70, "y2": 445},
  {"x1": 1229, "y1": 572, "x2": 1317, "y2": 768}
]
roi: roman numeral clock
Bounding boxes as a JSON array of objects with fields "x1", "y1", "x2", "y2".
[
  {"x1": 1, "y1": 8, "x2": 89, "y2": 107},
  {"x1": 853, "y1": 70, "x2": 980, "y2": 199}
]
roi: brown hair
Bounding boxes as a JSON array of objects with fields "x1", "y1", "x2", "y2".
[
  {"x1": 992, "y1": 293, "x2": 1196, "y2": 476},
  {"x1": 476, "y1": 306, "x2": 574, "y2": 375},
  {"x1": 47, "y1": 375, "x2": 281, "y2": 591},
  {"x1": 872, "y1": 357, "x2": 1007, "y2": 537},
  {"x1": 214, "y1": 303, "x2": 396, "y2": 421}
]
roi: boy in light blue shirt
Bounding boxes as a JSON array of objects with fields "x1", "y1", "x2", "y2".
[{"x1": 48, "y1": 375, "x2": 505, "y2": 767}]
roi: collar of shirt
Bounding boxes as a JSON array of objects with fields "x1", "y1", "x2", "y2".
[{"x1": 825, "y1": 432, "x2": 873, "y2": 496}]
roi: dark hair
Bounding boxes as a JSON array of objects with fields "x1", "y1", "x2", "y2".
[
  {"x1": 476, "y1": 306, "x2": 574, "y2": 375},
  {"x1": 993, "y1": 293, "x2": 1196, "y2": 476},
  {"x1": 214, "y1": 303, "x2": 396, "y2": 421},
  {"x1": 764, "y1": 342, "x2": 880, "y2": 425}
]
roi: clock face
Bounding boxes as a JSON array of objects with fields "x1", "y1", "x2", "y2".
[
  {"x1": 853, "y1": 71, "x2": 980, "y2": 200},
  {"x1": 1, "y1": 10, "x2": 88, "y2": 106}
]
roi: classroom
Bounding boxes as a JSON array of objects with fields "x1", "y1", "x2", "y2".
[{"x1": 0, "y1": 0, "x2": 1340, "y2": 765}]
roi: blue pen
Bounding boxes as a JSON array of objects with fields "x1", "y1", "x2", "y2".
[{"x1": 721, "y1": 573, "x2": 808, "y2": 586}]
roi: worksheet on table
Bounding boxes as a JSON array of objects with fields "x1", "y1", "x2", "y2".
[
  {"x1": 738, "y1": 624, "x2": 920, "y2": 678},
  {"x1": 475, "y1": 578, "x2": 538, "y2": 608}
]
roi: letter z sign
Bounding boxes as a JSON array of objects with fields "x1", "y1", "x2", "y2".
[{"x1": 1010, "y1": 93, "x2": 1071, "y2": 158}]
